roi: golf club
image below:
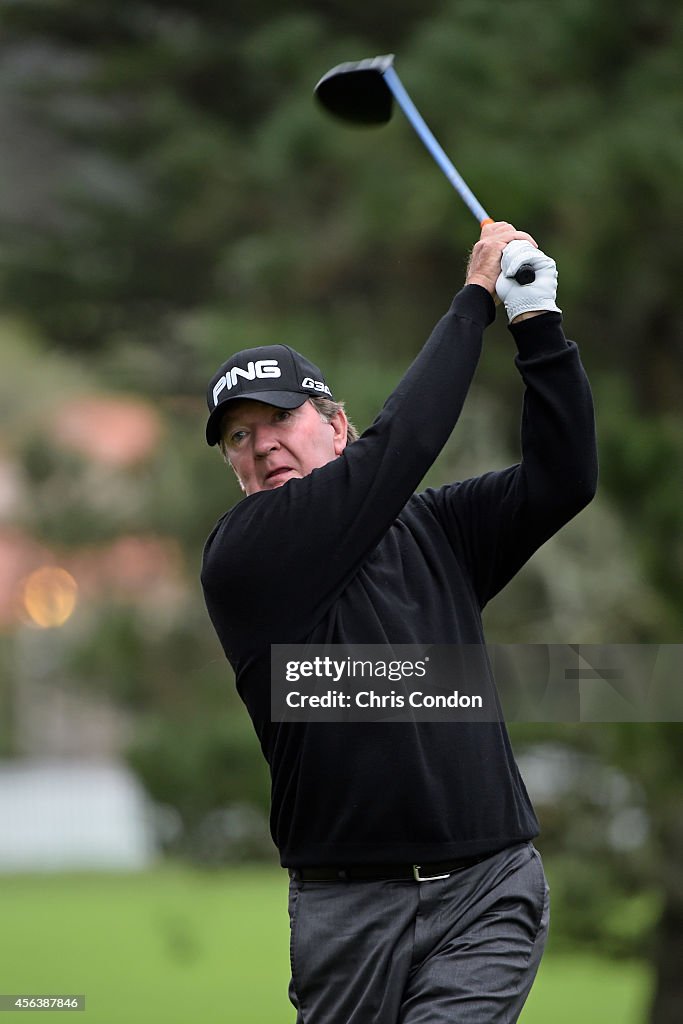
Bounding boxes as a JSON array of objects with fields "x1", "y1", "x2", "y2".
[{"x1": 315, "y1": 54, "x2": 535, "y2": 286}]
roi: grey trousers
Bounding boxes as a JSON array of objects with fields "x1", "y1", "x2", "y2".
[{"x1": 287, "y1": 842, "x2": 549, "y2": 1024}]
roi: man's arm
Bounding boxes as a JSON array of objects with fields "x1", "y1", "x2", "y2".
[
  {"x1": 426, "y1": 245, "x2": 597, "y2": 608},
  {"x1": 423, "y1": 225, "x2": 593, "y2": 602}
]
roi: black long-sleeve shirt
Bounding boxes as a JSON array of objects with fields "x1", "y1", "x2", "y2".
[{"x1": 201, "y1": 284, "x2": 598, "y2": 867}]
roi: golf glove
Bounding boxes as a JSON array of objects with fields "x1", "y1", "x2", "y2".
[{"x1": 496, "y1": 240, "x2": 561, "y2": 323}]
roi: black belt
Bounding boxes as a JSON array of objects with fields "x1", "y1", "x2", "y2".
[{"x1": 288, "y1": 852, "x2": 493, "y2": 883}]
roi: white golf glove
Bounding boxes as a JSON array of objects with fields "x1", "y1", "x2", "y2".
[{"x1": 495, "y1": 240, "x2": 561, "y2": 323}]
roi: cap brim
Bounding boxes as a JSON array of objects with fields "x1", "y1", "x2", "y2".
[{"x1": 205, "y1": 391, "x2": 309, "y2": 446}]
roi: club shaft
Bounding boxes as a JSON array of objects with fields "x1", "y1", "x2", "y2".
[{"x1": 382, "y1": 66, "x2": 489, "y2": 225}]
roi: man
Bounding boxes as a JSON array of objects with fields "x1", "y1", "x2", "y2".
[{"x1": 201, "y1": 222, "x2": 597, "y2": 1023}]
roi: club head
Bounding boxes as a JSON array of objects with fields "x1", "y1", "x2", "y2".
[{"x1": 314, "y1": 54, "x2": 395, "y2": 125}]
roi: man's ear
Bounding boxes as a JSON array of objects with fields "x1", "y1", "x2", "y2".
[{"x1": 330, "y1": 409, "x2": 348, "y2": 455}]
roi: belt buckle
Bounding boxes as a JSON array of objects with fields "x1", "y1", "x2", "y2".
[{"x1": 412, "y1": 864, "x2": 451, "y2": 882}]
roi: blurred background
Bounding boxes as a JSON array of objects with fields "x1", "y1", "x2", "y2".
[{"x1": 0, "y1": 1, "x2": 682, "y2": 1022}]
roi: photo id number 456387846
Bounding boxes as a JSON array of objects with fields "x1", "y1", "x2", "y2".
[{"x1": 0, "y1": 996, "x2": 85, "y2": 1011}]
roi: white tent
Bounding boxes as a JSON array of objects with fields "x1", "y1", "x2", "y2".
[{"x1": 0, "y1": 759, "x2": 157, "y2": 872}]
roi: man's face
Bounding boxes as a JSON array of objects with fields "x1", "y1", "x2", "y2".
[{"x1": 220, "y1": 399, "x2": 348, "y2": 495}]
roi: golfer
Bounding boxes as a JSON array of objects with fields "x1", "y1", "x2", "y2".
[{"x1": 201, "y1": 221, "x2": 597, "y2": 1023}]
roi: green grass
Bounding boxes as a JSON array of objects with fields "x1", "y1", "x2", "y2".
[
  {"x1": 0, "y1": 866, "x2": 652, "y2": 1023},
  {"x1": 522, "y1": 952, "x2": 651, "y2": 1023}
]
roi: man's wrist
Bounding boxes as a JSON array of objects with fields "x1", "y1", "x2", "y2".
[
  {"x1": 511, "y1": 310, "x2": 545, "y2": 324},
  {"x1": 451, "y1": 283, "x2": 497, "y2": 327},
  {"x1": 509, "y1": 310, "x2": 568, "y2": 358},
  {"x1": 465, "y1": 273, "x2": 495, "y2": 295}
]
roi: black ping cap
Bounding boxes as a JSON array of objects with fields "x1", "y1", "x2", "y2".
[{"x1": 205, "y1": 344, "x2": 334, "y2": 446}]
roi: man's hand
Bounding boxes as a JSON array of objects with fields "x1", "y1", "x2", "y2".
[
  {"x1": 495, "y1": 240, "x2": 561, "y2": 324},
  {"x1": 465, "y1": 221, "x2": 538, "y2": 296}
]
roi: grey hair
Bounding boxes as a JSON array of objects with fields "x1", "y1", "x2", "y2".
[
  {"x1": 309, "y1": 396, "x2": 359, "y2": 443},
  {"x1": 218, "y1": 396, "x2": 359, "y2": 464}
]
